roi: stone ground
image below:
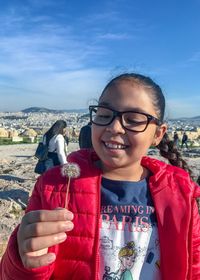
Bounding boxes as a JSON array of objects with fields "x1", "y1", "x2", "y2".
[
  {"x1": 0, "y1": 142, "x2": 78, "y2": 257},
  {"x1": 0, "y1": 143, "x2": 199, "y2": 257}
]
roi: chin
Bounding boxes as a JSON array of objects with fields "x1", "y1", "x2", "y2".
[{"x1": 103, "y1": 159, "x2": 125, "y2": 169}]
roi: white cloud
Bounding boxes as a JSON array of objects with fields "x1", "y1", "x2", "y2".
[
  {"x1": 81, "y1": 11, "x2": 120, "y2": 25},
  {"x1": 187, "y1": 51, "x2": 200, "y2": 63},
  {"x1": 97, "y1": 32, "x2": 130, "y2": 40},
  {"x1": 0, "y1": 11, "x2": 111, "y2": 111},
  {"x1": 0, "y1": 16, "x2": 107, "y2": 77},
  {"x1": 0, "y1": 4, "x2": 198, "y2": 118},
  {"x1": 0, "y1": 68, "x2": 109, "y2": 111}
]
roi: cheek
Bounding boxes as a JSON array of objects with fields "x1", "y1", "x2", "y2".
[
  {"x1": 127, "y1": 131, "x2": 155, "y2": 152},
  {"x1": 91, "y1": 126, "x2": 102, "y2": 147}
]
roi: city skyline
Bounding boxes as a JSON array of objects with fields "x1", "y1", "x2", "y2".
[
  {"x1": 0, "y1": 105, "x2": 199, "y2": 118},
  {"x1": 0, "y1": 0, "x2": 200, "y2": 118}
]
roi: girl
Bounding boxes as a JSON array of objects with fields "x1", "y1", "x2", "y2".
[
  {"x1": 35, "y1": 120, "x2": 68, "y2": 174},
  {"x1": 0, "y1": 73, "x2": 200, "y2": 280},
  {"x1": 43, "y1": 120, "x2": 68, "y2": 166}
]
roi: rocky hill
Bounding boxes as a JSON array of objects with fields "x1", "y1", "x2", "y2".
[{"x1": 21, "y1": 107, "x2": 87, "y2": 114}]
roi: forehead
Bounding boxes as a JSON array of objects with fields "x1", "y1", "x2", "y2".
[{"x1": 100, "y1": 80, "x2": 156, "y2": 114}]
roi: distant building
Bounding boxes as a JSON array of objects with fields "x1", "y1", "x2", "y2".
[
  {"x1": 8, "y1": 130, "x2": 18, "y2": 138},
  {"x1": 12, "y1": 136, "x2": 23, "y2": 142},
  {"x1": 20, "y1": 128, "x2": 37, "y2": 137},
  {"x1": 0, "y1": 128, "x2": 9, "y2": 138}
]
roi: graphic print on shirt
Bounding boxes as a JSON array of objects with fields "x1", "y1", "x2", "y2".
[
  {"x1": 100, "y1": 178, "x2": 160, "y2": 280},
  {"x1": 102, "y1": 241, "x2": 136, "y2": 280}
]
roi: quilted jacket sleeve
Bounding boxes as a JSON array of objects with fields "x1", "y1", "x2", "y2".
[
  {"x1": 192, "y1": 183, "x2": 200, "y2": 279},
  {"x1": 0, "y1": 176, "x2": 56, "y2": 280}
]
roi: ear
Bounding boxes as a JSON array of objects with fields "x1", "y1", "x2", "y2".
[{"x1": 153, "y1": 123, "x2": 168, "y2": 146}]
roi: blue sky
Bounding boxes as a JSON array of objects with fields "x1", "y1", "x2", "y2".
[{"x1": 0, "y1": 0, "x2": 200, "y2": 118}]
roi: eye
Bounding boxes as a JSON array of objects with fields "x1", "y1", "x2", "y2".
[
  {"x1": 97, "y1": 113, "x2": 111, "y2": 119},
  {"x1": 126, "y1": 118, "x2": 145, "y2": 124},
  {"x1": 124, "y1": 112, "x2": 147, "y2": 125},
  {"x1": 96, "y1": 108, "x2": 113, "y2": 118}
]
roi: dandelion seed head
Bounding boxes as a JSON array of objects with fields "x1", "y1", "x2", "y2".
[{"x1": 61, "y1": 163, "x2": 80, "y2": 178}]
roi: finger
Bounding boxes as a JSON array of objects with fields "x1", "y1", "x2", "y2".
[
  {"x1": 22, "y1": 252, "x2": 56, "y2": 269},
  {"x1": 22, "y1": 209, "x2": 74, "y2": 224},
  {"x1": 22, "y1": 232, "x2": 67, "y2": 253},
  {"x1": 23, "y1": 220, "x2": 74, "y2": 238}
]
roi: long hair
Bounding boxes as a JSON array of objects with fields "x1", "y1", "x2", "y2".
[{"x1": 44, "y1": 120, "x2": 67, "y2": 145}]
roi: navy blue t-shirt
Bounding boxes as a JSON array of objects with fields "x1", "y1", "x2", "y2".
[{"x1": 99, "y1": 177, "x2": 161, "y2": 280}]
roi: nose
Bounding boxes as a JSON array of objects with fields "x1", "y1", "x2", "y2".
[{"x1": 105, "y1": 116, "x2": 125, "y2": 134}]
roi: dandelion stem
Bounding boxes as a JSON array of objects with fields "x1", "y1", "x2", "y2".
[{"x1": 65, "y1": 176, "x2": 71, "y2": 209}]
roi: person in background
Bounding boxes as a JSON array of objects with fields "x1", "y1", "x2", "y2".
[
  {"x1": 181, "y1": 132, "x2": 188, "y2": 148},
  {"x1": 197, "y1": 176, "x2": 200, "y2": 186},
  {"x1": 64, "y1": 131, "x2": 70, "y2": 155},
  {"x1": 1, "y1": 73, "x2": 200, "y2": 280},
  {"x1": 78, "y1": 121, "x2": 93, "y2": 149},
  {"x1": 197, "y1": 176, "x2": 200, "y2": 213},
  {"x1": 173, "y1": 131, "x2": 179, "y2": 147},
  {"x1": 43, "y1": 120, "x2": 68, "y2": 166}
]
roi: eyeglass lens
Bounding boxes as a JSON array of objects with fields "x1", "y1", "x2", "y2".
[{"x1": 91, "y1": 107, "x2": 149, "y2": 132}]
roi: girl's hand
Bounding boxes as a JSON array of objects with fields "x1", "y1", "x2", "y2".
[{"x1": 17, "y1": 208, "x2": 74, "y2": 269}]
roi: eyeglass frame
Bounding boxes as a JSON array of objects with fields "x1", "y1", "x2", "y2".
[{"x1": 89, "y1": 105, "x2": 162, "y2": 132}]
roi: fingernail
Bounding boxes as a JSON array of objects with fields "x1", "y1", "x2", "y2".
[
  {"x1": 65, "y1": 211, "x2": 74, "y2": 220},
  {"x1": 61, "y1": 222, "x2": 74, "y2": 231},
  {"x1": 56, "y1": 233, "x2": 67, "y2": 242},
  {"x1": 47, "y1": 254, "x2": 56, "y2": 263}
]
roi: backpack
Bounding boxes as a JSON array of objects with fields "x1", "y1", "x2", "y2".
[
  {"x1": 34, "y1": 142, "x2": 48, "y2": 161},
  {"x1": 34, "y1": 157, "x2": 54, "y2": 174},
  {"x1": 34, "y1": 142, "x2": 51, "y2": 174}
]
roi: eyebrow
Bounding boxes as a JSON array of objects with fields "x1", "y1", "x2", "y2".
[{"x1": 98, "y1": 102, "x2": 151, "y2": 115}]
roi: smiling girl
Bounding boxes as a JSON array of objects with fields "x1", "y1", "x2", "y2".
[{"x1": 1, "y1": 73, "x2": 200, "y2": 280}]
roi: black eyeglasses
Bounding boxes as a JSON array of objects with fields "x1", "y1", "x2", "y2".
[{"x1": 89, "y1": 105, "x2": 161, "y2": 132}]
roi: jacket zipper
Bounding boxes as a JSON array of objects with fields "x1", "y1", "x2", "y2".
[{"x1": 94, "y1": 175, "x2": 101, "y2": 280}]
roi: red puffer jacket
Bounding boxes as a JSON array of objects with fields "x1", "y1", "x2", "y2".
[{"x1": 1, "y1": 149, "x2": 200, "y2": 280}]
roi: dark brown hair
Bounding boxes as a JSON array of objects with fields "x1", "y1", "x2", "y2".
[
  {"x1": 100, "y1": 73, "x2": 194, "y2": 179},
  {"x1": 45, "y1": 120, "x2": 67, "y2": 145}
]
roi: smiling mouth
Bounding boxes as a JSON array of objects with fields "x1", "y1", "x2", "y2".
[{"x1": 103, "y1": 141, "x2": 128, "y2": 149}]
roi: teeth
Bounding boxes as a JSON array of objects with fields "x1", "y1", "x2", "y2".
[{"x1": 105, "y1": 142, "x2": 126, "y2": 149}]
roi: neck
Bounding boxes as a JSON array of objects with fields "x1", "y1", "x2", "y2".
[{"x1": 101, "y1": 162, "x2": 149, "y2": 182}]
